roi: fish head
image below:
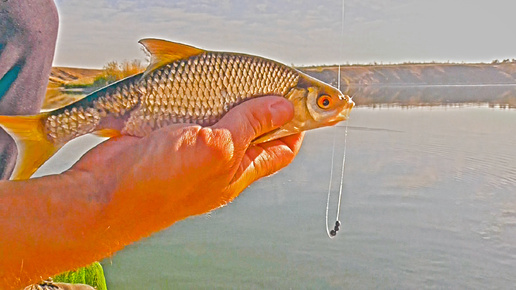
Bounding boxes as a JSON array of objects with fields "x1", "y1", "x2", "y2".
[
  {"x1": 300, "y1": 73, "x2": 354, "y2": 126},
  {"x1": 253, "y1": 72, "x2": 354, "y2": 144}
]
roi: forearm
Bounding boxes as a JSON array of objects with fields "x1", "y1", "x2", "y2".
[
  {"x1": 0, "y1": 171, "x2": 110, "y2": 287},
  {"x1": 0, "y1": 166, "x2": 195, "y2": 288}
]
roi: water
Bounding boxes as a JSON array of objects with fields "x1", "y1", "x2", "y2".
[{"x1": 35, "y1": 103, "x2": 516, "y2": 289}]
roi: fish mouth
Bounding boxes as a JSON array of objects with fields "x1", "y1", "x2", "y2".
[{"x1": 329, "y1": 96, "x2": 354, "y2": 124}]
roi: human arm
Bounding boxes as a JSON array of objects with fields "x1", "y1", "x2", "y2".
[{"x1": 0, "y1": 96, "x2": 304, "y2": 288}]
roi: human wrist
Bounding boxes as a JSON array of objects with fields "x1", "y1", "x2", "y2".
[{"x1": 64, "y1": 167, "x2": 114, "y2": 205}]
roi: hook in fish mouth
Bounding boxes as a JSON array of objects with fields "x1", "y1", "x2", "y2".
[{"x1": 338, "y1": 95, "x2": 354, "y2": 120}]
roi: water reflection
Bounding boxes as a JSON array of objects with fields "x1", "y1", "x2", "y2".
[
  {"x1": 97, "y1": 106, "x2": 516, "y2": 288},
  {"x1": 38, "y1": 88, "x2": 516, "y2": 288}
]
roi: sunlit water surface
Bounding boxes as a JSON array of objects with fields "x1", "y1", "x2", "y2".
[{"x1": 35, "y1": 105, "x2": 516, "y2": 289}]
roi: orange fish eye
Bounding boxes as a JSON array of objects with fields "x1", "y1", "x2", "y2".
[{"x1": 317, "y1": 94, "x2": 333, "y2": 109}]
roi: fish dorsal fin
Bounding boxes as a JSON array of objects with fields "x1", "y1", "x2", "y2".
[{"x1": 139, "y1": 38, "x2": 205, "y2": 77}]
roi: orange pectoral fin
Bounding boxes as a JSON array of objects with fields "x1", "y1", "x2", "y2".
[{"x1": 252, "y1": 127, "x2": 297, "y2": 144}]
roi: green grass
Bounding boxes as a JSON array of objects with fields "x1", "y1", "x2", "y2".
[{"x1": 53, "y1": 262, "x2": 107, "y2": 290}]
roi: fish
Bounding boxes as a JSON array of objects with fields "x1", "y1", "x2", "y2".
[{"x1": 0, "y1": 38, "x2": 354, "y2": 180}]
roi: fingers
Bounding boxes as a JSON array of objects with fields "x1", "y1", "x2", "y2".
[
  {"x1": 274, "y1": 131, "x2": 305, "y2": 157},
  {"x1": 211, "y1": 96, "x2": 294, "y2": 148},
  {"x1": 246, "y1": 132, "x2": 304, "y2": 178},
  {"x1": 225, "y1": 132, "x2": 305, "y2": 200}
]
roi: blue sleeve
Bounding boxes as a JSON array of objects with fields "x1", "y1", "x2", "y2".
[{"x1": 0, "y1": 0, "x2": 58, "y2": 179}]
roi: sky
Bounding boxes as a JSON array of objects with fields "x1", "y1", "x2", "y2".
[{"x1": 53, "y1": 0, "x2": 516, "y2": 68}]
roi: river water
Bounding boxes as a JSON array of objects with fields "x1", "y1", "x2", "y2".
[{"x1": 35, "y1": 102, "x2": 516, "y2": 289}]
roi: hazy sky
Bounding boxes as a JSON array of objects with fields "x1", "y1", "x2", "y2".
[{"x1": 53, "y1": 0, "x2": 516, "y2": 68}]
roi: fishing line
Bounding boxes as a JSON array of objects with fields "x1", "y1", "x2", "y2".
[
  {"x1": 325, "y1": 130, "x2": 337, "y2": 238},
  {"x1": 337, "y1": 0, "x2": 345, "y2": 92},
  {"x1": 325, "y1": 124, "x2": 348, "y2": 238},
  {"x1": 325, "y1": 0, "x2": 347, "y2": 239},
  {"x1": 335, "y1": 127, "x2": 348, "y2": 222}
]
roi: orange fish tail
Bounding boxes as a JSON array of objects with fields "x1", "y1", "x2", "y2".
[{"x1": 0, "y1": 113, "x2": 59, "y2": 180}]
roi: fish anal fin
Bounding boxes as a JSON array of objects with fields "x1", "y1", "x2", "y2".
[
  {"x1": 0, "y1": 114, "x2": 60, "y2": 180},
  {"x1": 94, "y1": 128, "x2": 121, "y2": 138},
  {"x1": 139, "y1": 38, "x2": 205, "y2": 77}
]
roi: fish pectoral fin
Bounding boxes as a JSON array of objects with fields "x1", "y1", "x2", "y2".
[
  {"x1": 252, "y1": 127, "x2": 296, "y2": 144},
  {"x1": 139, "y1": 38, "x2": 205, "y2": 78},
  {"x1": 0, "y1": 113, "x2": 60, "y2": 180}
]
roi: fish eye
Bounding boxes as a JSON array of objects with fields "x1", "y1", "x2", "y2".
[{"x1": 317, "y1": 94, "x2": 333, "y2": 109}]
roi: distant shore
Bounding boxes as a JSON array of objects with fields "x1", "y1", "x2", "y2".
[{"x1": 44, "y1": 62, "x2": 516, "y2": 110}]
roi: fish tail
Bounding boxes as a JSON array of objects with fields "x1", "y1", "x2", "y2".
[{"x1": 0, "y1": 113, "x2": 59, "y2": 180}]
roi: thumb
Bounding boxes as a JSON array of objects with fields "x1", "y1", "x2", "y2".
[{"x1": 211, "y1": 96, "x2": 294, "y2": 147}]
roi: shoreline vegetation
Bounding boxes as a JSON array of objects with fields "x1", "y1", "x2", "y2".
[
  {"x1": 44, "y1": 61, "x2": 516, "y2": 110},
  {"x1": 44, "y1": 60, "x2": 145, "y2": 110}
]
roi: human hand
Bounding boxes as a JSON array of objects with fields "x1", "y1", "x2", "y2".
[
  {"x1": 0, "y1": 96, "x2": 303, "y2": 287},
  {"x1": 69, "y1": 96, "x2": 304, "y2": 238}
]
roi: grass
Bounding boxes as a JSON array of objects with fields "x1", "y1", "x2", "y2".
[{"x1": 53, "y1": 262, "x2": 107, "y2": 290}]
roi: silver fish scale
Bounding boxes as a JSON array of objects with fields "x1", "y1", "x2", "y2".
[
  {"x1": 45, "y1": 79, "x2": 141, "y2": 144},
  {"x1": 124, "y1": 52, "x2": 299, "y2": 136},
  {"x1": 45, "y1": 52, "x2": 300, "y2": 142}
]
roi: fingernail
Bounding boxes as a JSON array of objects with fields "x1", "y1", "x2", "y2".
[{"x1": 269, "y1": 99, "x2": 293, "y2": 126}]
